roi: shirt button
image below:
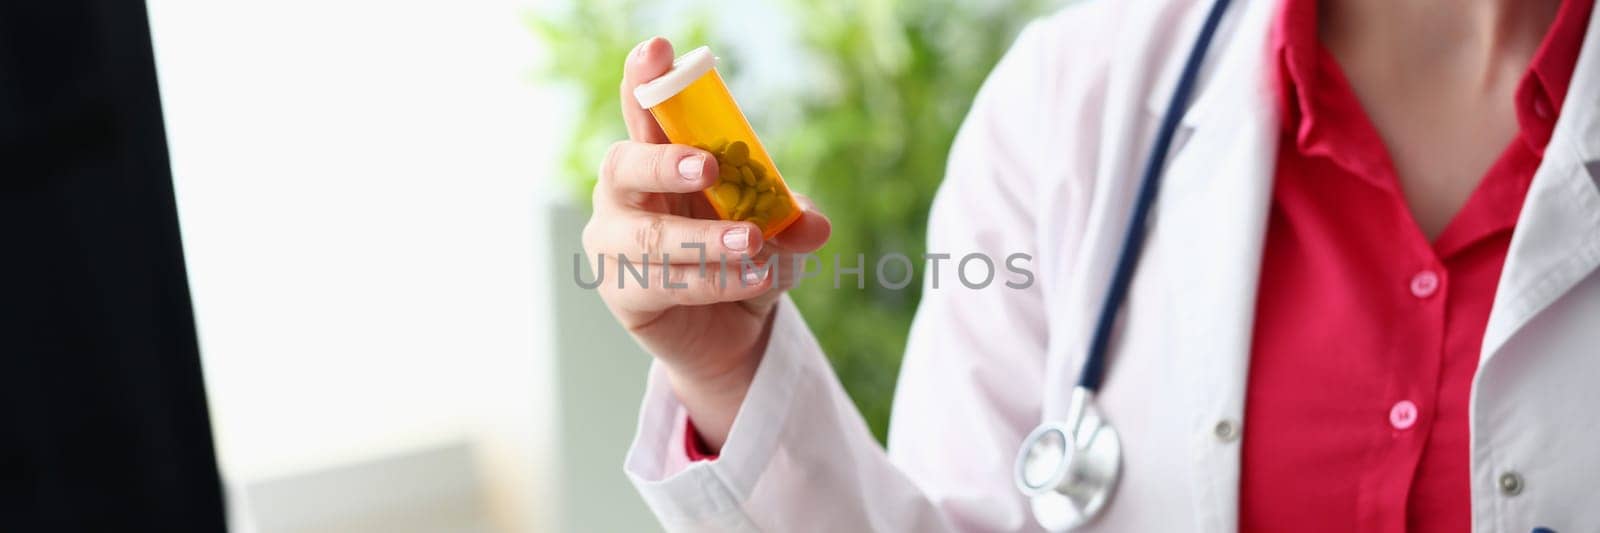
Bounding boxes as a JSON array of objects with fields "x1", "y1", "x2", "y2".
[
  {"x1": 1533, "y1": 96, "x2": 1554, "y2": 121},
  {"x1": 1388, "y1": 400, "x2": 1418, "y2": 430},
  {"x1": 1213, "y1": 419, "x2": 1240, "y2": 442},
  {"x1": 1499, "y1": 471, "x2": 1524, "y2": 496},
  {"x1": 1410, "y1": 270, "x2": 1440, "y2": 299}
]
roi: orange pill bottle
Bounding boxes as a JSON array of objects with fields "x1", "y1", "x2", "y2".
[{"x1": 633, "y1": 46, "x2": 804, "y2": 238}]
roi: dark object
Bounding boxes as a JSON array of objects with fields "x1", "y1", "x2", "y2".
[
  {"x1": 1078, "y1": 0, "x2": 1233, "y2": 391},
  {"x1": 0, "y1": 1, "x2": 227, "y2": 531}
]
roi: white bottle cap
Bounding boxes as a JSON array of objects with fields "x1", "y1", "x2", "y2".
[{"x1": 632, "y1": 46, "x2": 717, "y2": 109}]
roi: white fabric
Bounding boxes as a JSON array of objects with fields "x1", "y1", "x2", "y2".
[{"x1": 624, "y1": 0, "x2": 1600, "y2": 531}]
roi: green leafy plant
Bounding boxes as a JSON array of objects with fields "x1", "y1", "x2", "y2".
[
  {"x1": 526, "y1": 0, "x2": 709, "y2": 201},
  {"x1": 534, "y1": 0, "x2": 1047, "y2": 442}
]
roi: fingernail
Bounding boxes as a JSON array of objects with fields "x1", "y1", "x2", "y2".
[
  {"x1": 630, "y1": 38, "x2": 655, "y2": 63},
  {"x1": 742, "y1": 267, "x2": 766, "y2": 285},
  {"x1": 677, "y1": 155, "x2": 705, "y2": 181},
  {"x1": 722, "y1": 226, "x2": 749, "y2": 252}
]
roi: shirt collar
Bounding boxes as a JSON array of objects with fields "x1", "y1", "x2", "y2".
[
  {"x1": 1270, "y1": 0, "x2": 1387, "y2": 179},
  {"x1": 1271, "y1": 0, "x2": 1596, "y2": 160},
  {"x1": 1516, "y1": 0, "x2": 1596, "y2": 154},
  {"x1": 1269, "y1": 0, "x2": 1316, "y2": 135}
]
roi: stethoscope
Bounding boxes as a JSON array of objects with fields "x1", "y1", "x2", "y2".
[{"x1": 1012, "y1": 0, "x2": 1234, "y2": 530}]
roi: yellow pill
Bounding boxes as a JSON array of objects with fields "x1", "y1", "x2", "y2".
[
  {"x1": 637, "y1": 46, "x2": 810, "y2": 238},
  {"x1": 724, "y1": 140, "x2": 749, "y2": 166},
  {"x1": 754, "y1": 191, "x2": 780, "y2": 214},
  {"x1": 733, "y1": 187, "x2": 758, "y2": 219},
  {"x1": 712, "y1": 182, "x2": 741, "y2": 210}
]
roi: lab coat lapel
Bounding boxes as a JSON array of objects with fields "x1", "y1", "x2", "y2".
[
  {"x1": 1147, "y1": 0, "x2": 1278, "y2": 531},
  {"x1": 1480, "y1": 10, "x2": 1600, "y2": 362}
]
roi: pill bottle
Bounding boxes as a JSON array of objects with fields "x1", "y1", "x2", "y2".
[{"x1": 633, "y1": 46, "x2": 804, "y2": 238}]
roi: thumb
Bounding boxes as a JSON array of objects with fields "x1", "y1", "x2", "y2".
[{"x1": 619, "y1": 37, "x2": 674, "y2": 143}]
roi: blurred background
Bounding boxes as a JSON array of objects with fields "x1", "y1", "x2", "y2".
[{"x1": 149, "y1": 0, "x2": 1047, "y2": 531}]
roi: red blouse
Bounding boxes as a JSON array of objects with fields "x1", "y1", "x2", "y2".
[
  {"x1": 684, "y1": 1, "x2": 1595, "y2": 528},
  {"x1": 1241, "y1": 0, "x2": 1593, "y2": 532}
]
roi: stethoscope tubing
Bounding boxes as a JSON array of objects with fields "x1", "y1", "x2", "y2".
[
  {"x1": 1077, "y1": 0, "x2": 1235, "y2": 392},
  {"x1": 1017, "y1": 1, "x2": 1237, "y2": 530}
]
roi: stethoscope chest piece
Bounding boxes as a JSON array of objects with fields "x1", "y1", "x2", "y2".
[
  {"x1": 1014, "y1": 387, "x2": 1121, "y2": 532},
  {"x1": 1012, "y1": 0, "x2": 1231, "y2": 529}
]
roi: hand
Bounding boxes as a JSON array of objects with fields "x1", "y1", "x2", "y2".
[{"x1": 583, "y1": 37, "x2": 831, "y2": 450}]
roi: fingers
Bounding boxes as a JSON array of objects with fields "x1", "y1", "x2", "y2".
[
  {"x1": 585, "y1": 194, "x2": 832, "y2": 313},
  {"x1": 766, "y1": 250, "x2": 819, "y2": 292},
  {"x1": 584, "y1": 212, "x2": 763, "y2": 262},
  {"x1": 767, "y1": 194, "x2": 832, "y2": 254},
  {"x1": 620, "y1": 37, "x2": 674, "y2": 143},
  {"x1": 598, "y1": 255, "x2": 776, "y2": 311},
  {"x1": 599, "y1": 37, "x2": 833, "y2": 317},
  {"x1": 598, "y1": 141, "x2": 720, "y2": 203}
]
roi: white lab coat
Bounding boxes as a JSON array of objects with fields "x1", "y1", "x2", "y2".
[{"x1": 623, "y1": 0, "x2": 1600, "y2": 530}]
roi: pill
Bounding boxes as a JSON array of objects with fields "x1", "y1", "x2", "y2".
[
  {"x1": 664, "y1": 119, "x2": 788, "y2": 228},
  {"x1": 712, "y1": 182, "x2": 741, "y2": 210},
  {"x1": 724, "y1": 141, "x2": 749, "y2": 166},
  {"x1": 755, "y1": 191, "x2": 780, "y2": 214},
  {"x1": 734, "y1": 187, "x2": 758, "y2": 219}
]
